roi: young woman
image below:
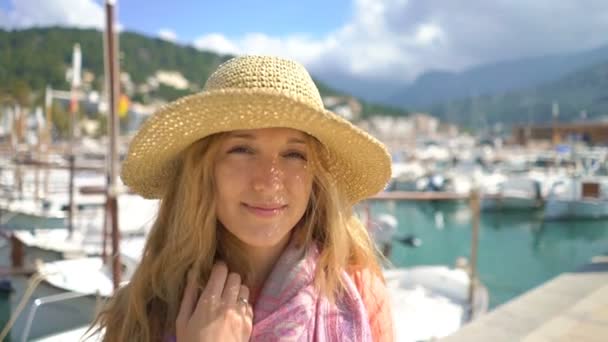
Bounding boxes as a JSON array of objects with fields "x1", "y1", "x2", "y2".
[{"x1": 93, "y1": 55, "x2": 394, "y2": 341}]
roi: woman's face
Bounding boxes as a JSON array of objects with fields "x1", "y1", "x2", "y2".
[{"x1": 214, "y1": 127, "x2": 314, "y2": 249}]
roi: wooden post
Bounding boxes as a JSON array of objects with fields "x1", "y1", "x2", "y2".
[
  {"x1": 34, "y1": 109, "x2": 40, "y2": 201},
  {"x1": 552, "y1": 102, "x2": 560, "y2": 146},
  {"x1": 10, "y1": 235, "x2": 24, "y2": 268},
  {"x1": 102, "y1": 194, "x2": 109, "y2": 263},
  {"x1": 43, "y1": 86, "x2": 53, "y2": 198},
  {"x1": 105, "y1": 0, "x2": 121, "y2": 289},
  {"x1": 67, "y1": 44, "x2": 82, "y2": 236},
  {"x1": 68, "y1": 154, "x2": 75, "y2": 235},
  {"x1": 13, "y1": 105, "x2": 23, "y2": 200},
  {"x1": 468, "y1": 188, "x2": 480, "y2": 320}
]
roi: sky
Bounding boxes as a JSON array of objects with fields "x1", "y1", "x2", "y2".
[{"x1": 2, "y1": 0, "x2": 608, "y2": 95}]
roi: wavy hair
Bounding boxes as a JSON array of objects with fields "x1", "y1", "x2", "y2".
[{"x1": 91, "y1": 132, "x2": 382, "y2": 341}]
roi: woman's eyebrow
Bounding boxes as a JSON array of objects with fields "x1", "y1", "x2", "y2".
[
  {"x1": 227, "y1": 133, "x2": 307, "y2": 145},
  {"x1": 228, "y1": 132, "x2": 255, "y2": 140},
  {"x1": 287, "y1": 137, "x2": 307, "y2": 145}
]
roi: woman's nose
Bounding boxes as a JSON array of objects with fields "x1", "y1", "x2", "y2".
[{"x1": 251, "y1": 157, "x2": 284, "y2": 192}]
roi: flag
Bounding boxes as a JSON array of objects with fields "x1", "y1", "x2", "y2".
[{"x1": 118, "y1": 94, "x2": 130, "y2": 118}]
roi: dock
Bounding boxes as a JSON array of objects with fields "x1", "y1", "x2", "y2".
[
  {"x1": 371, "y1": 191, "x2": 469, "y2": 201},
  {"x1": 442, "y1": 254, "x2": 608, "y2": 341},
  {"x1": 371, "y1": 191, "x2": 539, "y2": 203},
  {"x1": 0, "y1": 266, "x2": 37, "y2": 277}
]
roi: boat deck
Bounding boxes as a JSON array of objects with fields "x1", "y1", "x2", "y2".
[{"x1": 441, "y1": 254, "x2": 608, "y2": 341}]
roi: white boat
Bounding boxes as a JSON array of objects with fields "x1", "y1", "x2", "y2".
[
  {"x1": 0, "y1": 167, "x2": 107, "y2": 228},
  {"x1": 481, "y1": 176, "x2": 543, "y2": 211},
  {"x1": 544, "y1": 176, "x2": 608, "y2": 220},
  {"x1": 37, "y1": 237, "x2": 144, "y2": 297},
  {"x1": 385, "y1": 265, "x2": 489, "y2": 341},
  {"x1": 13, "y1": 238, "x2": 145, "y2": 341},
  {"x1": 11, "y1": 194, "x2": 158, "y2": 260},
  {"x1": 388, "y1": 161, "x2": 428, "y2": 191},
  {"x1": 33, "y1": 325, "x2": 101, "y2": 342}
]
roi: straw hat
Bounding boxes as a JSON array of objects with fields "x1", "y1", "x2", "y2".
[{"x1": 121, "y1": 55, "x2": 391, "y2": 203}]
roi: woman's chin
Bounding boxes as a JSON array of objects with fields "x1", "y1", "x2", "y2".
[{"x1": 235, "y1": 229, "x2": 292, "y2": 250}]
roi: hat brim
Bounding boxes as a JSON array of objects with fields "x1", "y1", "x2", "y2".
[{"x1": 121, "y1": 89, "x2": 391, "y2": 203}]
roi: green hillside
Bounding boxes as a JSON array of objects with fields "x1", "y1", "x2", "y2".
[{"x1": 0, "y1": 27, "x2": 407, "y2": 119}]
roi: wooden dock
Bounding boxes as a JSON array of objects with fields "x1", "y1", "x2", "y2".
[
  {"x1": 442, "y1": 254, "x2": 608, "y2": 341},
  {"x1": 0, "y1": 265, "x2": 36, "y2": 276},
  {"x1": 371, "y1": 191, "x2": 469, "y2": 201}
]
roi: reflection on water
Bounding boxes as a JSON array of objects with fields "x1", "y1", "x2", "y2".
[{"x1": 371, "y1": 200, "x2": 608, "y2": 308}]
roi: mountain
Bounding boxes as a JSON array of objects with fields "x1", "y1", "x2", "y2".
[
  {"x1": 0, "y1": 27, "x2": 407, "y2": 119},
  {"x1": 426, "y1": 60, "x2": 608, "y2": 129},
  {"x1": 385, "y1": 44, "x2": 608, "y2": 109},
  {"x1": 311, "y1": 69, "x2": 405, "y2": 104}
]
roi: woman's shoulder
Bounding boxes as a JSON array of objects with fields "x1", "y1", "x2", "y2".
[
  {"x1": 349, "y1": 267, "x2": 394, "y2": 342},
  {"x1": 349, "y1": 267, "x2": 386, "y2": 303}
]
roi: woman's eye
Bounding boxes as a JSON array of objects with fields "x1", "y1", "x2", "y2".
[
  {"x1": 228, "y1": 146, "x2": 253, "y2": 154},
  {"x1": 284, "y1": 151, "x2": 307, "y2": 161}
]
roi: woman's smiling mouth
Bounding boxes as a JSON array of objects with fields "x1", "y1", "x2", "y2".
[{"x1": 242, "y1": 203, "x2": 288, "y2": 217}]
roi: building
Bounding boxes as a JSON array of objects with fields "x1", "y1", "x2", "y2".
[
  {"x1": 322, "y1": 96, "x2": 362, "y2": 121},
  {"x1": 513, "y1": 122, "x2": 608, "y2": 146}
]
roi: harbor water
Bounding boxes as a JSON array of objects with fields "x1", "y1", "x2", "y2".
[
  {"x1": 1, "y1": 200, "x2": 608, "y2": 338},
  {"x1": 370, "y1": 200, "x2": 608, "y2": 309}
]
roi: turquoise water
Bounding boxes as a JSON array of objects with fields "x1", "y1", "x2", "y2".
[
  {"x1": 2, "y1": 202, "x2": 608, "y2": 339},
  {"x1": 370, "y1": 200, "x2": 608, "y2": 308}
]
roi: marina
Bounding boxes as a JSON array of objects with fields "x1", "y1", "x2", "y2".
[
  {"x1": 0, "y1": 186, "x2": 607, "y2": 340},
  {"x1": 2, "y1": 1, "x2": 608, "y2": 341}
]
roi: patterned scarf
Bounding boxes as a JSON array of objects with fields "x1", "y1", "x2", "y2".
[{"x1": 250, "y1": 241, "x2": 372, "y2": 342}]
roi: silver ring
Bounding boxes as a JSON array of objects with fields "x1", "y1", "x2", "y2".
[{"x1": 237, "y1": 297, "x2": 249, "y2": 306}]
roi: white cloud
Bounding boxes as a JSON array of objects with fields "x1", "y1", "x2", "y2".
[
  {"x1": 414, "y1": 24, "x2": 444, "y2": 46},
  {"x1": 5, "y1": 0, "x2": 608, "y2": 87},
  {"x1": 3, "y1": 0, "x2": 105, "y2": 29},
  {"x1": 194, "y1": 33, "x2": 240, "y2": 55},
  {"x1": 194, "y1": 32, "x2": 332, "y2": 61},
  {"x1": 191, "y1": 0, "x2": 608, "y2": 84},
  {"x1": 158, "y1": 28, "x2": 177, "y2": 42}
]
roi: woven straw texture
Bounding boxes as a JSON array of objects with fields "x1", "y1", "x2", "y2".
[{"x1": 121, "y1": 55, "x2": 391, "y2": 203}]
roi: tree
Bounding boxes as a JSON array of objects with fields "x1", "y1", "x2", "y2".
[{"x1": 11, "y1": 80, "x2": 31, "y2": 107}]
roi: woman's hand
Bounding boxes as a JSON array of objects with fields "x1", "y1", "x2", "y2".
[{"x1": 176, "y1": 262, "x2": 253, "y2": 342}]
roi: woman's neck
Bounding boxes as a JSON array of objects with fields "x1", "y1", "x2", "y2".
[{"x1": 243, "y1": 232, "x2": 291, "y2": 301}]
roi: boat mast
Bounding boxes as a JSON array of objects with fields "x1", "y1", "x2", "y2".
[{"x1": 67, "y1": 43, "x2": 81, "y2": 236}]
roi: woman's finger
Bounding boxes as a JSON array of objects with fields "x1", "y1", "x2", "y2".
[
  {"x1": 198, "y1": 262, "x2": 228, "y2": 306},
  {"x1": 236, "y1": 285, "x2": 250, "y2": 315},
  {"x1": 176, "y1": 268, "x2": 198, "y2": 326},
  {"x1": 222, "y1": 272, "x2": 242, "y2": 304}
]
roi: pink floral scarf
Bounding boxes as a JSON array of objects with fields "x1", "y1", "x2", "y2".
[{"x1": 250, "y1": 241, "x2": 372, "y2": 342}]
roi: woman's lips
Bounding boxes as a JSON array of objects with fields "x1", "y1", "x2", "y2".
[{"x1": 242, "y1": 203, "x2": 287, "y2": 217}]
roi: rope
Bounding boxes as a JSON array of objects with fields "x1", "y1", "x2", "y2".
[{"x1": 0, "y1": 272, "x2": 45, "y2": 341}]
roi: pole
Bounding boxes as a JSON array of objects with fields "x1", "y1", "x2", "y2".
[
  {"x1": 67, "y1": 44, "x2": 82, "y2": 236},
  {"x1": 467, "y1": 188, "x2": 480, "y2": 320},
  {"x1": 14, "y1": 105, "x2": 23, "y2": 200},
  {"x1": 105, "y1": 0, "x2": 121, "y2": 289},
  {"x1": 43, "y1": 86, "x2": 52, "y2": 198},
  {"x1": 34, "y1": 109, "x2": 41, "y2": 201},
  {"x1": 552, "y1": 101, "x2": 559, "y2": 145}
]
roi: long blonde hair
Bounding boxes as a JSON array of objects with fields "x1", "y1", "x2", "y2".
[{"x1": 92, "y1": 132, "x2": 382, "y2": 341}]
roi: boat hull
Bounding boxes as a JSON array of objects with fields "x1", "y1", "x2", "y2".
[
  {"x1": 544, "y1": 199, "x2": 608, "y2": 220},
  {"x1": 482, "y1": 196, "x2": 543, "y2": 212}
]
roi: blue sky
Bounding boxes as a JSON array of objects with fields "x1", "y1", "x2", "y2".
[
  {"x1": 0, "y1": 0, "x2": 353, "y2": 41},
  {"x1": 2, "y1": 0, "x2": 608, "y2": 97},
  {"x1": 112, "y1": 0, "x2": 353, "y2": 42}
]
